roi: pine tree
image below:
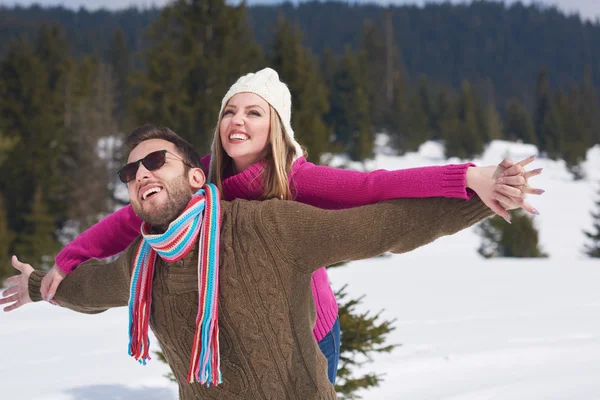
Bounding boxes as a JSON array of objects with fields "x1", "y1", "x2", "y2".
[
  {"x1": 0, "y1": 130, "x2": 17, "y2": 166},
  {"x1": 386, "y1": 77, "x2": 404, "y2": 152},
  {"x1": 0, "y1": 194, "x2": 15, "y2": 281},
  {"x1": 61, "y1": 56, "x2": 116, "y2": 234},
  {"x1": 13, "y1": 187, "x2": 61, "y2": 270},
  {"x1": 360, "y1": 15, "x2": 404, "y2": 131},
  {"x1": 320, "y1": 46, "x2": 338, "y2": 90},
  {"x1": 359, "y1": 20, "x2": 386, "y2": 129},
  {"x1": 430, "y1": 84, "x2": 454, "y2": 140},
  {"x1": 334, "y1": 284, "x2": 397, "y2": 399},
  {"x1": 0, "y1": 133, "x2": 16, "y2": 280},
  {"x1": 541, "y1": 91, "x2": 567, "y2": 160},
  {"x1": 0, "y1": 33, "x2": 70, "y2": 240},
  {"x1": 328, "y1": 47, "x2": 373, "y2": 161},
  {"x1": 477, "y1": 211, "x2": 547, "y2": 258},
  {"x1": 583, "y1": 185, "x2": 600, "y2": 258},
  {"x1": 36, "y1": 23, "x2": 70, "y2": 96},
  {"x1": 444, "y1": 81, "x2": 483, "y2": 159},
  {"x1": 130, "y1": 0, "x2": 264, "y2": 154},
  {"x1": 579, "y1": 67, "x2": 599, "y2": 147},
  {"x1": 389, "y1": 80, "x2": 430, "y2": 153},
  {"x1": 416, "y1": 76, "x2": 435, "y2": 134},
  {"x1": 271, "y1": 17, "x2": 330, "y2": 163},
  {"x1": 0, "y1": 25, "x2": 70, "y2": 261},
  {"x1": 108, "y1": 28, "x2": 131, "y2": 128},
  {"x1": 503, "y1": 97, "x2": 536, "y2": 144},
  {"x1": 561, "y1": 87, "x2": 588, "y2": 179},
  {"x1": 483, "y1": 102, "x2": 503, "y2": 142},
  {"x1": 533, "y1": 68, "x2": 552, "y2": 152}
]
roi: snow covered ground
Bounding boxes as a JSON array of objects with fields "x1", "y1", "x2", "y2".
[{"x1": 2, "y1": 139, "x2": 600, "y2": 399}]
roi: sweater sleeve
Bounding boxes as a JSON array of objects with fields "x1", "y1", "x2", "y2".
[
  {"x1": 29, "y1": 242, "x2": 135, "y2": 314},
  {"x1": 258, "y1": 196, "x2": 492, "y2": 275},
  {"x1": 200, "y1": 154, "x2": 211, "y2": 173},
  {"x1": 291, "y1": 159, "x2": 476, "y2": 210},
  {"x1": 54, "y1": 205, "x2": 143, "y2": 274}
]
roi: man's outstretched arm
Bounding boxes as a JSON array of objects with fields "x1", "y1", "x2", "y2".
[
  {"x1": 259, "y1": 195, "x2": 495, "y2": 275},
  {"x1": 1, "y1": 243, "x2": 135, "y2": 313}
]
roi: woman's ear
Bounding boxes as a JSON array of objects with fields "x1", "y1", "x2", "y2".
[{"x1": 189, "y1": 167, "x2": 206, "y2": 190}]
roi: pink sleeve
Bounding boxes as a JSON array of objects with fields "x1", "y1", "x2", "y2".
[
  {"x1": 54, "y1": 205, "x2": 143, "y2": 274},
  {"x1": 291, "y1": 161, "x2": 476, "y2": 210},
  {"x1": 200, "y1": 154, "x2": 211, "y2": 173}
]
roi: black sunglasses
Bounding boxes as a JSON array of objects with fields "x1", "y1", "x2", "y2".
[{"x1": 117, "y1": 149, "x2": 192, "y2": 183}]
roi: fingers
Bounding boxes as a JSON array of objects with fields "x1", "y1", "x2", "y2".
[
  {"x1": 0, "y1": 293, "x2": 17, "y2": 305},
  {"x1": 41, "y1": 267, "x2": 66, "y2": 302},
  {"x1": 11, "y1": 255, "x2": 31, "y2": 273},
  {"x1": 488, "y1": 199, "x2": 511, "y2": 221},
  {"x1": 495, "y1": 183, "x2": 524, "y2": 198},
  {"x1": 40, "y1": 274, "x2": 51, "y2": 301},
  {"x1": 524, "y1": 168, "x2": 543, "y2": 180},
  {"x1": 496, "y1": 175, "x2": 526, "y2": 186},
  {"x1": 494, "y1": 190, "x2": 523, "y2": 210},
  {"x1": 498, "y1": 201, "x2": 511, "y2": 210},
  {"x1": 501, "y1": 163, "x2": 525, "y2": 177},
  {"x1": 3, "y1": 300, "x2": 24, "y2": 312},
  {"x1": 4, "y1": 275, "x2": 19, "y2": 287},
  {"x1": 0, "y1": 294, "x2": 19, "y2": 304},
  {"x1": 495, "y1": 190, "x2": 541, "y2": 216},
  {"x1": 46, "y1": 277, "x2": 63, "y2": 302},
  {"x1": 498, "y1": 158, "x2": 515, "y2": 169},
  {"x1": 523, "y1": 186, "x2": 545, "y2": 195},
  {"x1": 2, "y1": 285, "x2": 18, "y2": 297},
  {"x1": 520, "y1": 201, "x2": 540, "y2": 215},
  {"x1": 516, "y1": 154, "x2": 537, "y2": 167}
]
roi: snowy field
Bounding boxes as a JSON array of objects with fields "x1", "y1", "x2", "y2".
[{"x1": 1, "y1": 139, "x2": 600, "y2": 399}]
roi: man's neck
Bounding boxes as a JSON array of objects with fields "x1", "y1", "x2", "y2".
[{"x1": 150, "y1": 225, "x2": 168, "y2": 234}]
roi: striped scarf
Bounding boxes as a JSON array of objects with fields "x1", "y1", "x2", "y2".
[{"x1": 128, "y1": 184, "x2": 222, "y2": 386}]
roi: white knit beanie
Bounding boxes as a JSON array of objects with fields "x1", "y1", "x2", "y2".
[{"x1": 211, "y1": 68, "x2": 304, "y2": 176}]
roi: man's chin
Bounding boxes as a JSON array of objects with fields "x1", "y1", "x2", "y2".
[
  {"x1": 133, "y1": 201, "x2": 167, "y2": 225},
  {"x1": 133, "y1": 197, "x2": 158, "y2": 212},
  {"x1": 130, "y1": 177, "x2": 192, "y2": 229}
]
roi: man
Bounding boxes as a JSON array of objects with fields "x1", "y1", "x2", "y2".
[{"x1": 2, "y1": 125, "x2": 525, "y2": 399}]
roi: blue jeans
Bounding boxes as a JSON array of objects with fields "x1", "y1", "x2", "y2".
[{"x1": 317, "y1": 318, "x2": 341, "y2": 384}]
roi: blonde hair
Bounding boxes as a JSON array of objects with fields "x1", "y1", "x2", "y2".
[{"x1": 209, "y1": 105, "x2": 302, "y2": 200}]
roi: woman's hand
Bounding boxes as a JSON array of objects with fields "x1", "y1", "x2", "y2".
[
  {"x1": 40, "y1": 265, "x2": 66, "y2": 303},
  {"x1": 466, "y1": 156, "x2": 544, "y2": 222}
]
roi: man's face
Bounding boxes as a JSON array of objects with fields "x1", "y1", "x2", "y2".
[{"x1": 126, "y1": 139, "x2": 193, "y2": 229}]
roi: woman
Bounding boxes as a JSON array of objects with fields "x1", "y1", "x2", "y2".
[{"x1": 41, "y1": 68, "x2": 541, "y2": 384}]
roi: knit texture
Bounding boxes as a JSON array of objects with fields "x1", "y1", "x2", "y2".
[
  {"x1": 129, "y1": 186, "x2": 222, "y2": 385},
  {"x1": 54, "y1": 156, "x2": 475, "y2": 343},
  {"x1": 31, "y1": 196, "x2": 492, "y2": 399}
]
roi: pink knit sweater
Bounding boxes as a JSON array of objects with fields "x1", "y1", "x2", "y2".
[{"x1": 55, "y1": 155, "x2": 474, "y2": 342}]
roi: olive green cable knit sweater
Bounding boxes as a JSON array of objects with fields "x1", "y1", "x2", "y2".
[{"x1": 29, "y1": 196, "x2": 493, "y2": 399}]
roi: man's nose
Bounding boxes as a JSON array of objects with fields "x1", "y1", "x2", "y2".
[{"x1": 136, "y1": 162, "x2": 152, "y2": 182}]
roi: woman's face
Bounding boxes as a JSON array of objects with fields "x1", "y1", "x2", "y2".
[{"x1": 219, "y1": 92, "x2": 271, "y2": 173}]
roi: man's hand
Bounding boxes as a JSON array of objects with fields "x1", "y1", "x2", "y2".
[
  {"x1": 41, "y1": 265, "x2": 66, "y2": 303},
  {"x1": 0, "y1": 256, "x2": 34, "y2": 312},
  {"x1": 466, "y1": 156, "x2": 544, "y2": 222}
]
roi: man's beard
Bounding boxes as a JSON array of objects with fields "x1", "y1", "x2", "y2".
[{"x1": 133, "y1": 175, "x2": 192, "y2": 231}]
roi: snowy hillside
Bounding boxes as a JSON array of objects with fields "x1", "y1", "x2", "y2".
[{"x1": 1, "y1": 139, "x2": 599, "y2": 400}]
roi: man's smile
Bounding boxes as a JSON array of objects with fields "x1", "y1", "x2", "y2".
[{"x1": 139, "y1": 184, "x2": 164, "y2": 201}]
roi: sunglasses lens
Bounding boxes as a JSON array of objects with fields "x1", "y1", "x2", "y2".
[
  {"x1": 118, "y1": 162, "x2": 139, "y2": 183},
  {"x1": 142, "y1": 150, "x2": 167, "y2": 171},
  {"x1": 117, "y1": 150, "x2": 168, "y2": 183}
]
